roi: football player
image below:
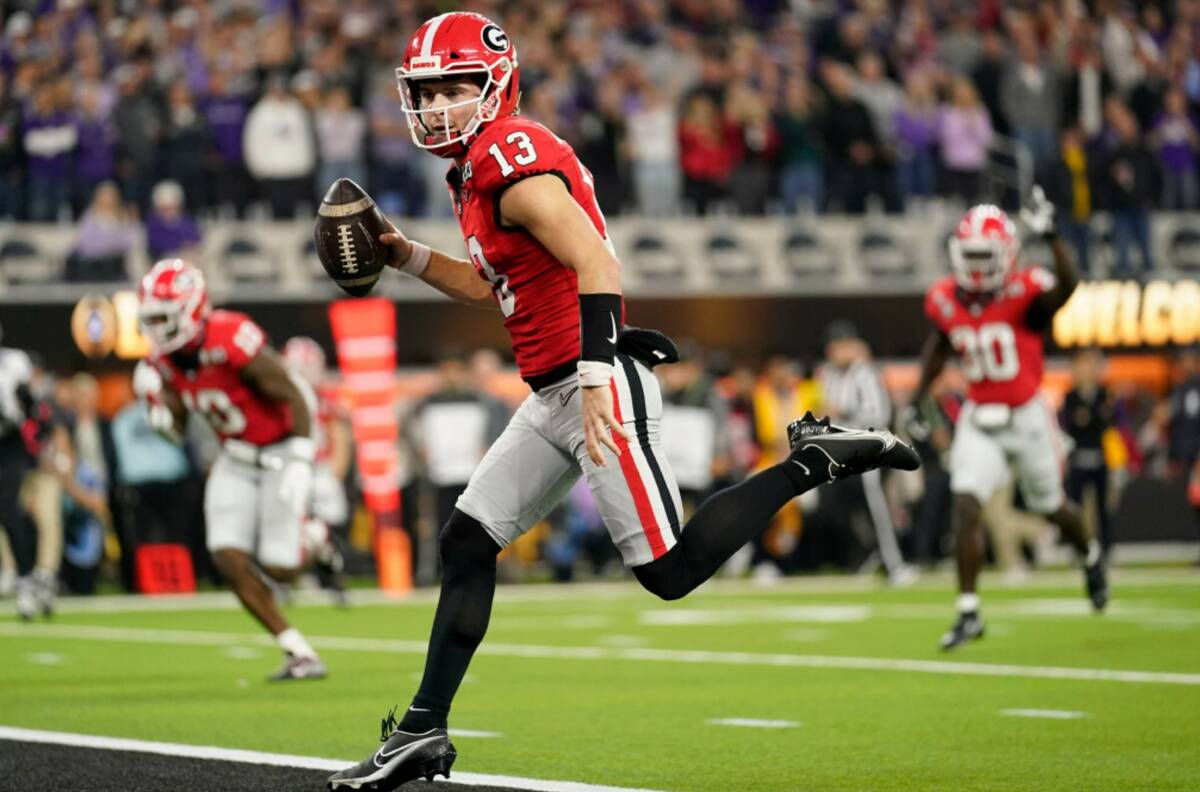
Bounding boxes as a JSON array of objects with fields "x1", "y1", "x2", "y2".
[
  {"x1": 137, "y1": 258, "x2": 327, "y2": 680},
  {"x1": 328, "y1": 13, "x2": 919, "y2": 790},
  {"x1": 282, "y1": 336, "x2": 352, "y2": 605},
  {"x1": 909, "y1": 188, "x2": 1107, "y2": 651}
]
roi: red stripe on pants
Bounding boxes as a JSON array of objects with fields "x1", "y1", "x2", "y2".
[{"x1": 609, "y1": 378, "x2": 667, "y2": 559}]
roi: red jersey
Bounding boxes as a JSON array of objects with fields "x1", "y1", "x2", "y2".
[
  {"x1": 448, "y1": 116, "x2": 614, "y2": 382},
  {"x1": 151, "y1": 310, "x2": 293, "y2": 446},
  {"x1": 924, "y1": 268, "x2": 1056, "y2": 406}
]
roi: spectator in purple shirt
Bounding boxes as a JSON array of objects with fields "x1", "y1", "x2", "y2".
[
  {"x1": 22, "y1": 81, "x2": 77, "y2": 222},
  {"x1": 199, "y1": 70, "x2": 250, "y2": 218},
  {"x1": 73, "y1": 84, "x2": 117, "y2": 216},
  {"x1": 893, "y1": 72, "x2": 940, "y2": 203},
  {"x1": 145, "y1": 180, "x2": 202, "y2": 262},
  {"x1": 1152, "y1": 89, "x2": 1199, "y2": 210}
]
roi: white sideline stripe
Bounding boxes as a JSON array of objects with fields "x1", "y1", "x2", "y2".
[
  {"x1": 4, "y1": 622, "x2": 1200, "y2": 687},
  {"x1": 450, "y1": 729, "x2": 504, "y2": 738},
  {"x1": 0, "y1": 726, "x2": 666, "y2": 792},
  {"x1": 706, "y1": 718, "x2": 799, "y2": 729},
  {"x1": 1000, "y1": 709, "x2": 1088, "y2": 720}
]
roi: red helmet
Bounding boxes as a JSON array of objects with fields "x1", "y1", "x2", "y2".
[
  {"x1": 283, "y1": 336, "x2": 327, "y2": 386},
  {"x1": 138, "y1": 258, "x2": 210, "y2": 354},
  {"x1": 396, "y1": 12, "x2": 520, "y2": 158},
  {"x1": 948, "y1": 204, "x2": 1019, "y2": 293}
]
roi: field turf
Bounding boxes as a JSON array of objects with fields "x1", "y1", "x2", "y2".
[{"x1": 1, "y1": 569, "x2": 1198, "y2": 792}]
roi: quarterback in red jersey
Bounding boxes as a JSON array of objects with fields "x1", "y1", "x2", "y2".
[
  {"x1": 910, "y1": 189, "x2": 1107, "y2": 651},
  {"x1": 137, "y1": 258, "x2": 327, "y2": 680},
  {"x1": 328, "y1": 12, "x2": 919, "y2": 790}
]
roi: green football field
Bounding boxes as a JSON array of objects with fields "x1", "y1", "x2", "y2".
[{"x1": 2, "y1": 569, "x2": 1199, "y2": 792}]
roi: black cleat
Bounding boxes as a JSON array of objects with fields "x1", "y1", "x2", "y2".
[
  {"x1": 1085, "y1": 559, "x2": 1108, "y2": 612},
  {"x1": 940, "y1": 611, "x2": 985, "y2": 651},
  {"x1": 787, "y1": 411, "x2": 921, "y2": 479},
  {"x1": 328, "y1": 708, "x2": 456, "y2": 791}
]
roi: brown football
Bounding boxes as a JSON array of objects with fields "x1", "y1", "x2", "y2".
[{"x1": 314, "y1": 178, "x2": 391, "y2": 297}]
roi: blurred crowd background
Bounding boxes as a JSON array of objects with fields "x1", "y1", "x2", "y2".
[{"x1": 0, "y1": 0, "x2": 1197, "y2": 277}]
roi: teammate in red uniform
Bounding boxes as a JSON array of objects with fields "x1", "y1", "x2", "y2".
[
  {"x1": 137, "y1": 258, "x2": 327, "y2": 680},
  {"x1": 328, "y1": 14, "x2": 919, "y2": 789},
  {"x1": 909, "y1": 189, "x2": 1107, "y2": 651}
]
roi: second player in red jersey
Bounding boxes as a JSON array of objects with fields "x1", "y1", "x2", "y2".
[
  {"x1": 150, "y1": 309, "x2": 293, "y2": 446},
  {"x1": 910, "y1": 193, "x2": 1107, "y2": 652},
  {"x1": 137, "y1": 258, "x2": 327, "y2": 681},
  {"x1": 924, "y1": 266, "x2": 1057, "y2": 407}
]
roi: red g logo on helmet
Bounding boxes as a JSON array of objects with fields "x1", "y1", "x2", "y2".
[{"x1": 396, "y1": 12, "x2": 520, "y2": 158}]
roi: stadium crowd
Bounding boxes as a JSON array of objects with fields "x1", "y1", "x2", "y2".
[
  {"x1": 2, "y1": 330, "x2": 1197, "y2": 609},
  {"x1": 0, "y1": 1, "x2": 1195, "y2": 276}
]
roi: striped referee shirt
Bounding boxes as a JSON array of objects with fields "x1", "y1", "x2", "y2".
[{"x1": 819, "y1": 360, "x2": 892, "y2": 431}]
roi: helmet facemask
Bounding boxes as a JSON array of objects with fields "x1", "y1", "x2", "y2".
[
  {"x1": 138, "y1": 264, "x2": 210, "y2": 355},
  {"x1": 396, "y1": 61, "x2": 513, "y2": 157},
  {"x1": 949, "y1": 237, "x2": 1014, "y2": 293}
]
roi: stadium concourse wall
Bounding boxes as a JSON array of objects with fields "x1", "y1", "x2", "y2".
[{"x1": 1, "y1": 214, "x2": 1198, "y2": 371}]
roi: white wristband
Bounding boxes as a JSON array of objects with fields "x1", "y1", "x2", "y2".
[
  {"x1": 397, "y1": 242, "x2": 431, "y2": 278},
  {"x1": 284, "y1": 436, "x2": 317, "y2": 464},
  {"x1": 577, "y1": 360, "x2": 614, "y2": 388}
]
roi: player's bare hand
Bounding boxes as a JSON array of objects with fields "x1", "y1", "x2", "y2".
[
  {"x1": 581, "y1": 385, "x2": 630, "y2": 467},
  {"x1": 378, "y1": 218, "x2": 414, "y2": 269}
]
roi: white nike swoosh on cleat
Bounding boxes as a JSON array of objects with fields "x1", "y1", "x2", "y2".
[{"x1": 372, "y1": 735, "x2": 441, "y2": 768}]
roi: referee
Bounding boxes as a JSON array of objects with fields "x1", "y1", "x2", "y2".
[{"x1": 817, "y1": 321, "x2": 916, "y2": 585}]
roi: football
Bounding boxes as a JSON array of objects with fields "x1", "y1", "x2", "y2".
[{"x1": 314, "y1": 178, "x2": 391, "y2": 297}]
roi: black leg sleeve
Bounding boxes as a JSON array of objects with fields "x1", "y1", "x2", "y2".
[
  {"x1": 402, "y1": 509, "x2": 501, "y2": 731},
  {"x1": 634, "y1": 463, "x2": 828, "y2": 601}
]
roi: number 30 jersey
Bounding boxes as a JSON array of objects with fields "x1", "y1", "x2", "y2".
[
  {"x1": 150, "y1": 310, "x2": 293, "y2": 446},
  {"x1": 924, "y1": 268, "x2": 1056, "y2": 407},
  {"x1": 447, "y1": 115, "x2": 614, "y2": 383}
]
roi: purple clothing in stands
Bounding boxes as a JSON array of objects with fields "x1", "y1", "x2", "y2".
[
  {"x1": 200, "y1": 95, "x2": 247, "y2": 166},
  {"x1": 1154, "y1": 113, "x2": 1198, "y2": 173},
  {"x1": 75, "y1": 118, "x2": 117, "y2": 185},
  {"x1": 22, "y1": 111, "x2": 77, "y2": 179},
  {"x1": 146, "y1": 213, "x2": 202, "y2": 258},
  {"x1": 894, "y1": 107, "x2": 939, "y2": 150}
]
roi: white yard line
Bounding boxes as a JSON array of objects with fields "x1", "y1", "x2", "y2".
[
  {"x1": 999, "y1": 709, "x2": 1088, "y2": 720},
  {"x1": 0, "y1": 726, "x2": 664, "y2": 792},
  {"x1": 3, "y1": 622, "x2": 1199, "y2": 687},
  {"x1": 706, "y1": 718, "x2": 799, "y2": 729}
]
